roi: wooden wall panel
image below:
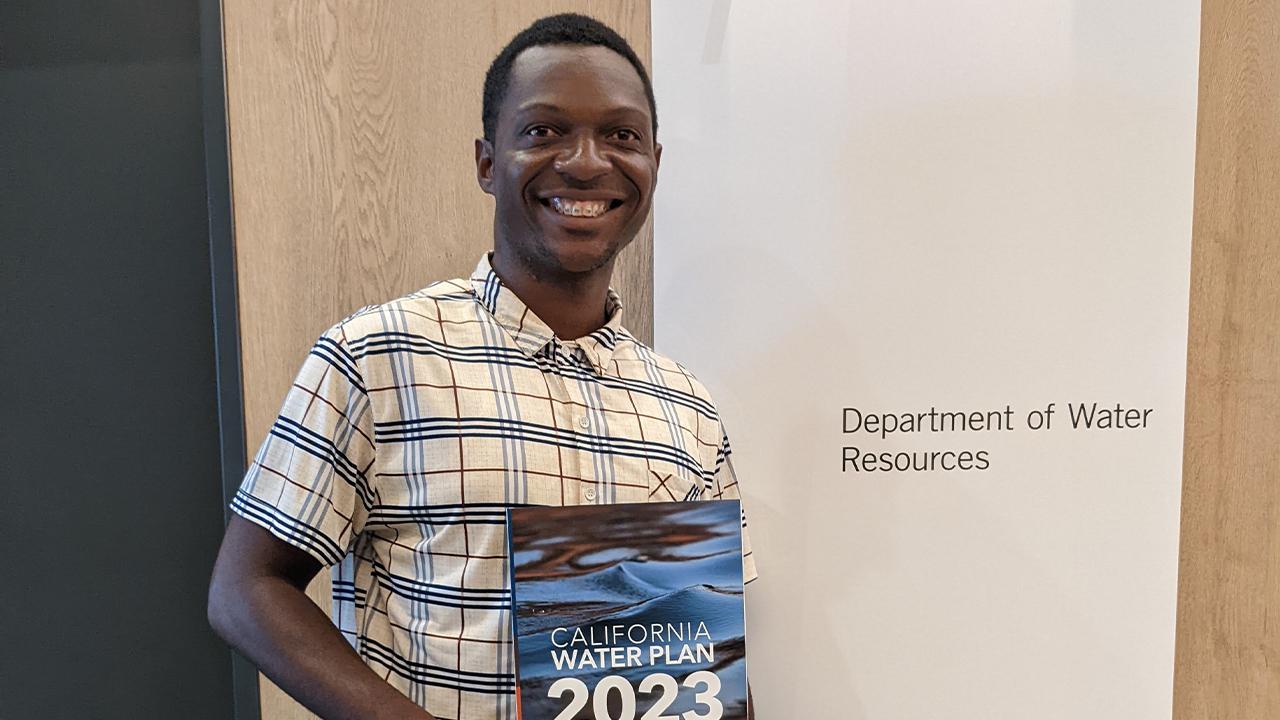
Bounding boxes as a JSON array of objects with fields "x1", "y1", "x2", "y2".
[
  {"x1": 1173, "y1": 0, "x2": 1280, "y2": 718},
  {"x1": 220, "y1": 2, "x2": 652, "y2": 717}
]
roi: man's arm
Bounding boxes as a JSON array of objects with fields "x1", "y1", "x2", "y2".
[{"x1": 208, "y1": 515, "x2": 434, "y2": 720}]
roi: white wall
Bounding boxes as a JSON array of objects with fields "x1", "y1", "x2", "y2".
[{"x1": 652, "y1": 2, "x2": 1201, "y2": 718}]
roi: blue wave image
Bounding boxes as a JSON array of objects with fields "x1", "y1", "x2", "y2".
[{"x1": 508, "y1": 500, "x2": 748, "y2": 720}]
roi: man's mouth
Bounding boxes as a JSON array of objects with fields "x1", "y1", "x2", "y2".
[{"x1": 539, "y1": 197, "x2": 623, "y2": 219}]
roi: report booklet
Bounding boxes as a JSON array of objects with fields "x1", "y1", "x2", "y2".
[{"x1": 507, "y1": 499, "x2": 748, "y2": 720}]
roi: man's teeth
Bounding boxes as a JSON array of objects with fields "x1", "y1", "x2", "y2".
[{"x1": 550, "y1": 197, "x2": 610, "y2": 218}]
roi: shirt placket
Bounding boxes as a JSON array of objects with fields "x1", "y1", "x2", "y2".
[{"x1": 549, "y1": 338, "x2": 600, "y2": 506}]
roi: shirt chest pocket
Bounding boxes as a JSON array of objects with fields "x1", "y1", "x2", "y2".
[
  {"x1": 647, "y1": 470, "x2": 704, "y2": 503},
  {"x1": 627, "y1": 419, "x2": 710, "y2": 503}
]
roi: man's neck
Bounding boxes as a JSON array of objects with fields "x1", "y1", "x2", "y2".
[{"x1": 490, "y1": 251, "x2": 614, "y2": 341}]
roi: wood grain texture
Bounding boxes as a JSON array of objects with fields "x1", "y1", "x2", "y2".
[
  {"x1": 1172, "y1": 0, "x2": 1280, "y2": 718},
  {"x1": 220, "y1": 2, "x2": 652, "y2": 718}
]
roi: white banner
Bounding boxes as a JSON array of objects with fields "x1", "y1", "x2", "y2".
[{"x1": 652, "y1": 1, "x2": 1200, "y2": 718}]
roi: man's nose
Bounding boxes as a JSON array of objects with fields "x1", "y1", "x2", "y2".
[{"x1": 553, "y1": 133, "x2": 610, "y2": 182}]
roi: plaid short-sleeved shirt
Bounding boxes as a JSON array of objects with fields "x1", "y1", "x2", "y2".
[{"x1": 232, "y1": 254, "x2": 756, "y2": 720}]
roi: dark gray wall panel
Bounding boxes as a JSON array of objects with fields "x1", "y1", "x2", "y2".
[{"x1": 0, "y1": 2, "x2": 236, "y2": 717}]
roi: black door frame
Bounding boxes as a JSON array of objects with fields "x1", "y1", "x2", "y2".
[{"x1": 200, "y1": 0, "x2": 260, "y2": 717}]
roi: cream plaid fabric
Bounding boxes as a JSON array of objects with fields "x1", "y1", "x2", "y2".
[{"x1": 233, "y1": 254, "x2": 756, "y2": 720}]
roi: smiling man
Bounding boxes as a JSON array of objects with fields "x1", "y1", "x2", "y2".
[{"x1": 208, "y1": 13, "x2": 755, "y2": 720}]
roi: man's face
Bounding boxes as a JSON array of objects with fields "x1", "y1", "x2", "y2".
[{"x1": 477, "y1": 44, "x2": 661, "y2": 279}]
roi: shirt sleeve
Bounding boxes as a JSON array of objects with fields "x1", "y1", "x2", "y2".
[
  {"x1": 710, "y1": 428, "x2": 759, "y2": 584},
  {"x1": 230, "y1": 321, "x2": 377, "y2": 567}
]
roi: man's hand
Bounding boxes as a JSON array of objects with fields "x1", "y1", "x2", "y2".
[{"x1": 208, "y1": 515, "x2": 435, "y2": 720}]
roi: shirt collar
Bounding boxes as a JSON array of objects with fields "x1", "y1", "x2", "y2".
[{"x1": 470, "y1": 253, "x2": 624, "y2": 373}]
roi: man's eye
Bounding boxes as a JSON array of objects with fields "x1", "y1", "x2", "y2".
[
  {"x1": 612, "y1": 128, "x2": 641, "y2": 142},
  {"x1": 525, "y1": 125, "x2": 557, "y2": 138}
]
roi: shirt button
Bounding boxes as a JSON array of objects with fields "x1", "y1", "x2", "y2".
[
  {"x1": 584, "y1": 486, "x2": 597, "y2": 502},
  {"x1": 579, "y1": 416, "x2": 590, "y2": 429}
]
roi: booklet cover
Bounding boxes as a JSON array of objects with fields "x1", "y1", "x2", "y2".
[{"x1": 507, "y1": 499, "x2": 748, "y2": 720}]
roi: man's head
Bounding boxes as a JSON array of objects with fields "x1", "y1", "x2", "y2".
[
  {"x1": 481, "y1": 14, "x2": 657, "y2": 143},
  {"x1": 476, "y1": 13, "x2": 661, "y2": 282}
]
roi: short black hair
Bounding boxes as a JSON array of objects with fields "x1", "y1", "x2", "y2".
[{"x1": 481, "y1": 13, "x2": 657, "y2": 142}]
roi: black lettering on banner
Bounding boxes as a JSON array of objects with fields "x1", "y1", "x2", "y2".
[
  {"x1": 842, "y1": 447, "x2": 991, "y2": 473},
  {"x1": 843, "y1": 407, "x2": 862, "y2": 433},
  {"x1": 843, "y1": 446, "x2": 860, "y2": 471},
  {"x1": 1068, "y1": 402, "x2": 1154, "y2": 430},
  {"x1": 975, "y1": 451, "x2": 990, "y2": 470}
]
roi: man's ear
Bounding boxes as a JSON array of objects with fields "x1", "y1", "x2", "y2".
[
  {"x1": 475, "y1": 138, "x2": 495, "y2": 195},
  {"x1": 654, "y1": 141, "x2": 663, "y2": 171}
]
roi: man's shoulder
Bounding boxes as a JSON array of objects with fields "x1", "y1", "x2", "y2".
[
  {"x1": 612, "y1": 335, "x2": 721, "y2": 415},
  {"x1": 326, "y1": 277, "x2": 476, "y2": 343}
]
